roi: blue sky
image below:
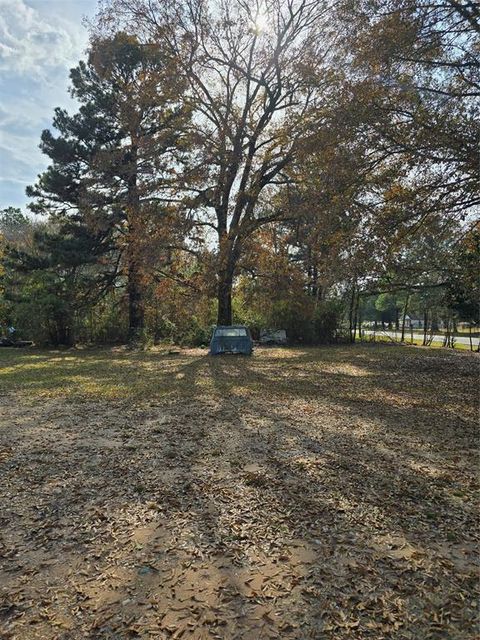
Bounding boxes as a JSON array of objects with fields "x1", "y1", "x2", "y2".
[{"x1": 0, "y1": 0, "x2": 99, "y2": 210}]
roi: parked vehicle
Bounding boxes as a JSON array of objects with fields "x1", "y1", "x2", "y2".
[
  {"x1": 0, "y1": 338, "x2": 33, "y2": 348},
  {"x1": 259, "y1": 329, "x2": 287, "y2": 345},
  {"x1": 209, "y1": 325, "x2": 253, "y2": 355}
]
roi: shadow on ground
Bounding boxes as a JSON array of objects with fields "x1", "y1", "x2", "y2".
[{"x1": 0, "y1": 345, "x2": 478, "y2": 639}]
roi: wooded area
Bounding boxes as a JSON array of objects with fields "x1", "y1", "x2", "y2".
[
  {"x1": 0, "y1": 0, "x2": 478, "y2": 347},
  {"x1": 1, "y1": 2, "x2": 479, "y2": 637}
]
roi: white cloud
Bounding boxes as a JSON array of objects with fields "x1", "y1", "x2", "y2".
[
  {"x1": 0, "y1": 0, "x2": 98, "y2": 207},
  {"x1": 0, "y1": 127, "x2": 44, "y2": 171},
  {"x1": 0, "y1": 176, "x2": 31, "y2": 185},
  {"x1": 0, "y1": 0, "x2": 86, "y2": 75}
]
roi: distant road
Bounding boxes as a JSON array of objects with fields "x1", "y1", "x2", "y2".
[{"x1": 363, "y1": 330, "x2": 479, "y2": 348}]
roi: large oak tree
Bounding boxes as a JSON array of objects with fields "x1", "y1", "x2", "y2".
[{"x1": 97, "y1": 0, "x2": 335, "y2": 325}]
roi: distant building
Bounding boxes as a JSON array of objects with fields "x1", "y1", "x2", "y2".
[{"x1": 402, "y1": 314, "x2": 423, "y2": 329}]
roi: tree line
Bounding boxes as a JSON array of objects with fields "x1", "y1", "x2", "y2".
[{"x1": 0, "y1": 0, "x2": 478, "y2": 347}]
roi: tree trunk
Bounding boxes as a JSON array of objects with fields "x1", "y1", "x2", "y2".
[
  {"x1": 423, "y1": 309, "x2": 428, "y2": 346},
  {"x1": 216, "y1": 232, "x2": 238, "y2": 326},
  {"x1": 217, "y1": 273, "x2": 233, "y2": 326},
  {"x1": 54, "y1": 311, "x2": 74, "y2": 347},
  {"x1": 426, "y1": 314, "x2": 434, "y2": 346},
  {"x1": 400, "y1": 294, "x2": 410, "y2": 342},
  {"x1": 443, "y1": 317, "x2": 449, "y2": 347},
  {"x1": 89, "y1": 309, "x2": 95, "y2": 343},
  {"x1": 312, "y1": 264, "x2": 319, "y2": 302},
  {"x1": 127, "y1": 257, "x2": 145, "y2": 341},
  {"x1": 353, "y1": 291, "x2": 360, "y2": 342},
  {"x1": 126, "y1": 144, "x2": 144, "y2": 342},
  {"x1": 126, "y1": 218, "x2": 145, "y2": 340},
  {"x1": 348, "y1": 283, "x2": 356, "y2": 343}
]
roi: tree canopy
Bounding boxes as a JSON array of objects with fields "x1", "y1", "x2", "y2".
[{"x1": 1, "y1": 0, "x2": 478, "y2": 346}]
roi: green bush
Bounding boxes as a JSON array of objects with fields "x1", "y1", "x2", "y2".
[
  {"x1": 313, "y1": 300, "x2": 342, "y2": 344},
  {"x1": 178, "y1": 316, "x2": 211, "y2": 347}
]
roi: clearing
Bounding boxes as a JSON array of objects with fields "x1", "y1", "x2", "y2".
[{"x1": 0, "y1": 344, "x2": 478, "y2": 639}]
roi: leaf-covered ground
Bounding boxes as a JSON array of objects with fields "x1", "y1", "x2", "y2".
[{"x1": 0, "y1": 344, "x2": 478, "y2": 639}]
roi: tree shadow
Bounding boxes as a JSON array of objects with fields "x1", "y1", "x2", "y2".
[{"x1": 1, "y1": 345, "x2": 478, "y2": 638}]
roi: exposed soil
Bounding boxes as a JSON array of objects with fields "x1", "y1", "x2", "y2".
[{"x1": 0, "y1": 345, "x2": 478, "y2": 639}]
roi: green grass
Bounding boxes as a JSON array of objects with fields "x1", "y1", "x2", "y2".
[
  {"x1": 0, "y1": 347, "x2": 207, "y2": 400},
  {"x1": 359, "y1": 335, "x2": 474, "y2": 350},
  {"x1": 0, "y1": 341, "x2": 476, "y2": 403}
]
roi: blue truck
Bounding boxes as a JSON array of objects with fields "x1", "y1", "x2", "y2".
[{"x1": 209, "y1": 325, "x2": 253, "y2": 355}]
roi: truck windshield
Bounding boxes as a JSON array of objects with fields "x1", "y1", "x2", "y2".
[{"x1": 215, "y1": 328, "x2": 247, "y2": 337}]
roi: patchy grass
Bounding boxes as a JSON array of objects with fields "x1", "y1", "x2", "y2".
[
  {"x1": 359, "y1": 335, "x2": 475, "y2": 350},
  {"x1": 0, "y1": 346, "x2": 209, "y2": 400},
  {"x1": 0, "y1": 344, "x2": 479, "y2": 639}
]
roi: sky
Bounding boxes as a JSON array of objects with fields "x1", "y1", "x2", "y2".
[{"x1": 0, "y1": 0, "x2": 99, "y2": 210}]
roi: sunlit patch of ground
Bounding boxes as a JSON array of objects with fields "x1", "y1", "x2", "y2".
[{"x1": 0, "y1": 344, "x2": 478, "y2": 639}]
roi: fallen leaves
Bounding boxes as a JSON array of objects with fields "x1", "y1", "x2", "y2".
[{"x1": 0, "y1": 345, "x2": 479, "y2": 639}]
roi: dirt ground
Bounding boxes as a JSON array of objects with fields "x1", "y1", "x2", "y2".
[{"x1": 0, "y1": 344, "x2": 478, "y2": 639}]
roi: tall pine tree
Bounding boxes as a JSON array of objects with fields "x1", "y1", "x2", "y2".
[{"x1": 27, "y1": 33, "x2": 191, "y2": 342}]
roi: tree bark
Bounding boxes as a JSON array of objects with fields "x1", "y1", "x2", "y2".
[
  {"x1": 311, "y1": 264, "x2": 319, "y2": 302},
  {"x1": 400, "y1": 294, "x2": 410, "y2": 342},
  {"x1": 348, "y1": 283, "x2": 356, "y2": 343},
  {"x1": 443, "y1": 317, "x2": 448, "y2": 347},
  {"x1": 126, "y1": 144, "x2": 145, "y2": 342},
  {"x1": 217, "y1": 272, "x2": 233, "y2": 326},
  {"x1": 423, "y1": 309, "x2": 428, "y2": 346},
  {"x1": 353, "y1": 291, "x2": 360, "y2": 342},
  {"x1": 53, "y1": 310, "x2": 74, "y2": 346},
  {"x1": 216, "y1": 231, "x2": 240, "y2": 326},
  {"x1": 127, "y1": 256, "x2": 145, "y2": 340}
]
